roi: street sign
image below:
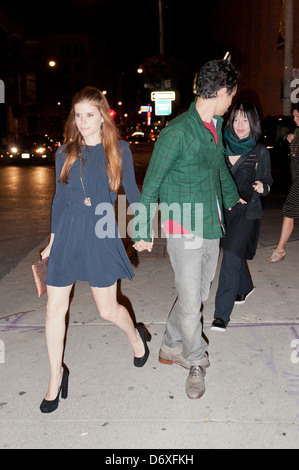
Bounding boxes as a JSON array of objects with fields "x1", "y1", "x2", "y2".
[
  {"x1": 155, "y1": 99, "x2": 172, "y2": 116},
  {"x1": 151, "y1": 91, "x2": 175, "y2": 101}
]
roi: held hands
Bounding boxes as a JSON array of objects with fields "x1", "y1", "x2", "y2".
[
  {"x1": 133, "y1": 240, "x2": 154, "y2": 252},
  {"x1": 133, "y1": 232, "x2": 155, "y2": 253}
]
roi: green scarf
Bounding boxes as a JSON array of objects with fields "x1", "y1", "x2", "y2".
[{"x1": 224, "y1": 127, "x2": 257, "y2": 156}]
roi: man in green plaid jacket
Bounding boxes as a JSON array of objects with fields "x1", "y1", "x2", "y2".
[{"x1": 133, "y1": 60, "x2": 241, "y2": 399}]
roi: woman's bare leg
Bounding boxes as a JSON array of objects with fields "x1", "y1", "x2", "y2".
[
  {"x1": 44, "y1": 284, "x2": 73, "y2": 400},
  {"x1": 276, "y1": 217, "x2": 294, "y2": 250},
  {"x1": 91, "y1": 283, "x2": 145, "y2": 358}
]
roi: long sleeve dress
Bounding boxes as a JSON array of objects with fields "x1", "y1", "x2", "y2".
[{"x1": 46, "y1": 140, "x2": 140, "y2": 288}]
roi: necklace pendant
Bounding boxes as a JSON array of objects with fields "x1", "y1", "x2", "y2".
[{"x1": 83, "y1": 197, "x2": 91, "y2": 206}]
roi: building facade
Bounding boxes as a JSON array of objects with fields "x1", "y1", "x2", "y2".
[{"x1": 211, "y1": 0, "x2": 299, "y2": 117}]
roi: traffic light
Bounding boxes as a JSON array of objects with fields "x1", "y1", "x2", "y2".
[{"x1": 109, "y1": 109, "x2": 116, "y2": 119}]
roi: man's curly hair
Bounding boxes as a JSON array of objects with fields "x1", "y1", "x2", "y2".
[{"x1": 196, "y1": 59, "x2": 240, "y2": 99}]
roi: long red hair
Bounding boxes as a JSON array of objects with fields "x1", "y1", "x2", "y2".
[{"x1": 59, "y1": 86, "x2": 122, "y2": 191}]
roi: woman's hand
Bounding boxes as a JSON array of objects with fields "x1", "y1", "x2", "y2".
[
  {"x1": 253, "y1": 180, "x2": 264, "y2": 194},
  {"x1": 40, "y1": 244, "x2": 51, "y2": 259},
  {"x1": 40, "y1": 234, "x2": 55, "y2": 259},
  {"x1": 287, "y1": 133, "x2": 295, "y2": 143}
]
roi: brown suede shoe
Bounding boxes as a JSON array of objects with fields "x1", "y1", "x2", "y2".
[
  {"x1": 159, "y1": 344, "x2": 190, "y2": 369},
  {"x1": 185, "y1": 365, "x2": 206, "y2": 399}
]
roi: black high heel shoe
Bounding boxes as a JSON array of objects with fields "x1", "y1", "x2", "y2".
[
  {"x1": 134, "y1": 325, "x2": 151, "y2": 367},
  {"x1": 40, "y1": 366, "x2": 69, "y2": 414}
]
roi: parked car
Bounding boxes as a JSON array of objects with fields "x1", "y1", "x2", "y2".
[
  {"x1": 259, "y1": 116, "x2": 296, "y2": 193},
  {"x1": 8, "y1": 134, "x2": 54, "y2": 164},
  {"x1": 125, "y1": 132, "x2": 152, "y2": 144}
]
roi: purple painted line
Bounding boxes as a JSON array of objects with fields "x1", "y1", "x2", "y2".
[
  {"x1": 0, "y1": 311, "x2": 44, "y2": 334},
  {"x1": 204, "y1": 322, "x2": 299, "y2": 329},
  {"x1": 290, "y1": 327, "x2": 299, "y2": 339},
  {"x1": 0, "y1": 325, "x2": 44, "y2": 333},
  {"x1": 0, "y1": 310, "x2": 35, "y2": 321},
  {"x1": 282, "y1": 370, "x2": 299, "y2": 378},
  {"x1": 249, "y1": 327, "x2": 277, "y2": 374}
]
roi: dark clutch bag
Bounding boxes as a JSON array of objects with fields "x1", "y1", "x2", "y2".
[{"x1": 31, "y1": 257, "x2": 48, "y2": 297}]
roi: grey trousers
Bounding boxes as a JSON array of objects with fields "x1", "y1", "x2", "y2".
[{"x1": 163, "y1": 235, "x2": 219, "y2": 364}]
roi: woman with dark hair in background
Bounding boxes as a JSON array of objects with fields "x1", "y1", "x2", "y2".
[
  {"x1": 211, "y1": 100, "x2": 273, "y2": 332},
  {"x1": 39, "y1": 86, "x2": 150, "y2": 413},
  {"x1": 267, "y1": 106, "x2": 299, "y2": 262}
]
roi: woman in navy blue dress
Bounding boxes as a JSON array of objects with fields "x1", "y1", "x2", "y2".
[{"x1": 39, "y1": 87, "x2": 150, "y2": 413}]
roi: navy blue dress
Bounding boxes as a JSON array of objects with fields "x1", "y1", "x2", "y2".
[{"x1": 46, "y1": 140, "x2": 140, "y2": 287}]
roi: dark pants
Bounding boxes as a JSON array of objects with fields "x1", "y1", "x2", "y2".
[{"x1": 213, "y1": 249, "x2": 253, "y2": 323}]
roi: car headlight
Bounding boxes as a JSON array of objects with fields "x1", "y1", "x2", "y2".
[{"x1": 36, "y1": 147, "x2": 46, "y2": 153}]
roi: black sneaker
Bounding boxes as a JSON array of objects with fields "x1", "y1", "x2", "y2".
[
  {"x1": 211, "y1": 318, "x2": 227, "y2": 332},
  {"x1": 235, "y1": 288, "x2": 254, "y2": 305}
]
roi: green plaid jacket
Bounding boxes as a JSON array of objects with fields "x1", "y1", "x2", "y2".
[{"x1": 132, "y1": 100, "x2": 239, "y2": 242}]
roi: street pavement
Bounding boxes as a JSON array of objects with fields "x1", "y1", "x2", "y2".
[{"x1": 0, "y1": 194, "x2": 299, "y2": 450}]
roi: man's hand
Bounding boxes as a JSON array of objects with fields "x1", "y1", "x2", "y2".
[{"x1": 228, "y1": 198, "x2": 247, "y2": 210}]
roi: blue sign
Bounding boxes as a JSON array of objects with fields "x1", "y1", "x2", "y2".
[{"x1": 155, "y1": 99, "x2": 172, "y2": 116}]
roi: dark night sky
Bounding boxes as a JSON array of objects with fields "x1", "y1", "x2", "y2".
[
  {"x1": 1, "y1": 0, "x2": 226, "y2": 111},
  {"x1": 1, "y1": 0, "x2": 218, "y2": 68}
]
